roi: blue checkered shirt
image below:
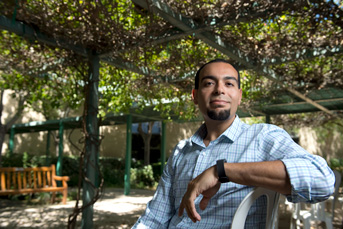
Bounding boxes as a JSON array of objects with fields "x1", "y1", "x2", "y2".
[{"x1": 133, "y1": 116, "x2": 335, "y2": 228}]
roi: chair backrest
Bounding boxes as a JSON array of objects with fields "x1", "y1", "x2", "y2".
[
  {"x1": 331, "y1": 170, "x2": 342, "y2": 220},
  {"x1": 310, "y1": 170, "x2": 341, "y2": 221},
  {"x1": 231, "y1": 187, "x2": 280, "y2": 229}
]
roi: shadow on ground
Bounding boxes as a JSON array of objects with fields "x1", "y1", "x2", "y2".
[{"x1": 0, "y1": 188, "x2": 154, "y2": 229}]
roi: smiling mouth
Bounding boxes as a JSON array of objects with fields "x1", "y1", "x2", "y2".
[
  {"x1": 210, "y1": 101, "x2": 229, "y2": 109},
  {"x1": 210, "y1": 100, "x2": 229, "y2": 104}
]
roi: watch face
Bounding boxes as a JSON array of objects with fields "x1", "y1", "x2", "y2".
[{"x1": 219, "y1": 177, "x2": 230, "y2": 183}]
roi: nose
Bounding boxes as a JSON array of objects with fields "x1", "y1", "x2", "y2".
[{"x1": 213, "y1": 81, "x2": 224, "y2": 95}]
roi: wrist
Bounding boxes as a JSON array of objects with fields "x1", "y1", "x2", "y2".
[{"x1": 216, "y1": 159, "x2": 230, "y2": 183}]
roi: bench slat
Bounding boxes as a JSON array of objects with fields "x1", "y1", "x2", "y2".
[
  {"x1": 47, "y1": 171, "x2": 51, "y2": 186},
  {"x1": 33, "y1": 171, "x2": 37, "y2": 189},
  {"x1": 0, "y1": 165, "x2": 69, "y2": 204},
  {"x1": 12, "y1": 172, "x2": 16, "y2": 189},
  {"x1": 23, "y1": 171, "x2": 27, "y2": 189},
  {"x1": 17, "y1": 172, "x2": 22, "y2": 190},
  {"x1": 1, "y1": 172, "x2": 5, "y2": 190},
  {"x1": 6, "y1": 173, "x2": 10, "y2": 190},
  {"x1": 28, "y1": 171, "x2": 32, "y2": 188},
  {"x1": 38, "y1": 171, "x2": 42, "y2": 188}
]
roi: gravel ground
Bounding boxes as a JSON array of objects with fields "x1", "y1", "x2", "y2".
[
  {"x1": 0, "y1": 188, "x2": 342, "y2": 228},
  {"x1": 0, "y1": 188, "x2": 154, "y2": 229}
]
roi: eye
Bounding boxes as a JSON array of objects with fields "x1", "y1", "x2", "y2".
[
  {"x1": 226, "y1": 82, "x2": 234, "y2": 87},
  {"x1": 203, "y1": 81, "x2": 214, "y2": 87}
]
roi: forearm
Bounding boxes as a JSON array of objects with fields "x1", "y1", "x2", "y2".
[{"x1": 224, "y1": 160, "x2": 291, "y2": 195}]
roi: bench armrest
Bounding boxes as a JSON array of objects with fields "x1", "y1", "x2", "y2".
[
  {"x1": 53, "y1": 175, "x2": 70, "y2": 182},
  {"x1": 52, "y1": 175, "x2": 70, "y2": 188}
]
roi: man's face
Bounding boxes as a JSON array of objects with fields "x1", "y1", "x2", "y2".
[{"x1": 192, "y1": 62, "x2": 242, "y2": 122}]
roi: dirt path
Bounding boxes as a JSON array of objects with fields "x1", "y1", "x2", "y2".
[{"x1": 0, "y1": 188, "x2": 154, "y2": 229}]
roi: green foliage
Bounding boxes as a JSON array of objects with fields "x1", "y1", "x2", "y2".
[
  {"x1": 2, "y1": 153, "x2": 45, "y2": 168},
  {"x1": 22, "y1": 152, "x2": 29, "y2": 168},
  {"x1": 329, "y1": 158, "x2": 343, "y2": 173},
  {"x1": 130, "y1": 165, "x2": 157, "y2": 189},
  {"x1": 51, "y1": 156, "x2": 80, "y2": 187},
  {"x1": 22, "y1": 152, "x2": 43, "y2": 168},
  {"x1": 68, "y1": 190, "x2": 78, "y2": 201},
  {"x1": 2, "y1": 153, "x2": 26, "y2": 167},
  {"x1": 0, "y1": 29, "x2": 84, "y2": 121},
  {"x1": 151, "y1": 162, "x2": 162, "y2": 182},
  {"x1": 99, "y1": 157, "x2": 126, "y2": 187},
  {"x1": 2, "y1": 154, "x2": 160, "y2": 189},
  {"x1": 241, "y1": 116, "x2": 265, "y2": 125}
]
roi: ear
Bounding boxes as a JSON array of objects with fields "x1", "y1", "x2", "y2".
[
  {"x1": 192, "y1": 89, "x2": 198, "y2": 105},
  {"x1": 238, "y1": 88, "x2": 242, "y2": 105}
]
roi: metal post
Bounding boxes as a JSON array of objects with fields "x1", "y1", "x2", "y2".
[
  {"x1": 56, "y1": 120, "x2": 64, "y2": 177},
  {"x1": 124, "y1": 114, "x2": 132, "y2": 195},
  {"x1": 81, "y1": 53, "x2": 99, "y2": 229},
  {"x1": 96, "y1": 126, "x2": 100, "y2": 188},
  {"x1": 46, "y1": 130, "x2": 51, "y2": 166},
  {"x1": 160, "y1": 121, "x2": 166, "y2": 174},
  {"x1": 266, "y1": 115, "x2": 271, "y2": 124},
  {"x1": 9, "y1": 126, "x2": 15, "y2": 156}
]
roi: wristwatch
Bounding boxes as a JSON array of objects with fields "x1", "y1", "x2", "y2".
[{"x1": 216, "y1": 159, "x2": 230, "y2": 183}]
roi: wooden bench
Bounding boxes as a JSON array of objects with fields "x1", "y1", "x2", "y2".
[{"x1": 0, "y1": 164, "x2": 69, "y2": 204}]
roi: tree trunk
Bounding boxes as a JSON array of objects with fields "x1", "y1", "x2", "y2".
[
  {"x1": 143, "y1": 134, "x2": 152, "y2": 166},
  {"x1": 49, "y1": 131, "x2": 60, "y2": 157},
  {"x1": 138, "y1": 122, "x2": 154, "y2": 166},
  {"x1": 0, "y1": 125, "x2": 5, "y2": 167},
  {"x1": 0, "y1": 90, "x2": 6, "y2": 167}
]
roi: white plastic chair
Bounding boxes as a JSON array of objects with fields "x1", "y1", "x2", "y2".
[
  {"x1": 290, "y1": 202, "x2": 312, "y2": 229},
  {"x1": 231, "y1": 187, "x2": 280, "y2": 229},
  {"x1": 329, "y1": 170, "x2": 342, "y2": 221},
  {"x1": 290, "y1": 170, "x2": 341, "y2": 229}
]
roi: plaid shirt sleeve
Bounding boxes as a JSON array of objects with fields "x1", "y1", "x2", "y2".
[
  {"x1": 257, "y1": 125, "x2": 335, "y2": 203},
  {"x1": 132, "y1": 142, "x2": 179, "y2": 228}
]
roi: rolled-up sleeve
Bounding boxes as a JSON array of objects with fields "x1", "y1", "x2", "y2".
[
  {"x1": 259, "y1": 125, "x2": 335, "y2": 203},
  {"x1": 282, "y1": 155, "x2": 335, "y2": 203}
]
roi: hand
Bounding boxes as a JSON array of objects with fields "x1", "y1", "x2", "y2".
[{"x1": 178, "y1": 165, "x2": 221, "y2": 223}]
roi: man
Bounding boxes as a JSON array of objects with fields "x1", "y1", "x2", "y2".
[{"x1": 133, "y1": 59, "x2": 335, "y2": 228}]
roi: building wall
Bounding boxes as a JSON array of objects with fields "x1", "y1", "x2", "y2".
[
  {"x1": 100, "y1": 125, "x2": 127, "y2": 158},
  {"x1": 4, "y1": 121, "x2": 203, "y2": 159},
  {"x1": 165, "y1": 121, "x2": 203, "y2": 156},
  {"x1": 299, "y1": 126, "x2": 343, "y2": 161},
  {"x1": 1, "y1": 90, "x2": 45, "y2": 154}
]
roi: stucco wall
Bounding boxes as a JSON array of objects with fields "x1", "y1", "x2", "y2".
[
  {"x1": 165, "y1": 121, "x2": 203, "y2": 156},
  {"x1": 2, "y1": 120, "x2": 204, "y2": 159},
  {"x1": 299, "y1": 126, "x2": 343, "y2": 161}
]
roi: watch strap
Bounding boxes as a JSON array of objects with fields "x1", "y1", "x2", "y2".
[{"x1": 217, "y1": 159, "x2": 230, "y2": 183}]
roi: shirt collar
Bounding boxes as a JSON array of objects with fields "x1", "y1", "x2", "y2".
[{"x1": 191, "y1": 115, "x2": 244, "y2": 146}]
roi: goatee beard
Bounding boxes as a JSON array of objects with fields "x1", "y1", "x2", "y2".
[{"x1": 207, "y1": 109, "x2": 231, "y2": 121}]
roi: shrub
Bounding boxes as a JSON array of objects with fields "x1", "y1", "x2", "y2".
[
  {"x1": 130, "y1": 165, "x2": 157, "y2": 189},
  {"x1": 2, "y1": 154, "x2": 161, "y2": 189},
  {"x1": 329, "y1": 158, "x2": 343, "y2": 172}
]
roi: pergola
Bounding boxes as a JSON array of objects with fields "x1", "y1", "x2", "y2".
[{"x1": 1, "y1": 0, "x2": 343, "y2": 227}]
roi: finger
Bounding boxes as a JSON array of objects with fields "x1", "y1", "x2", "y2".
[
  {"x1": 199, "y1": 196, "x2": 211, "y2": 210},
  {"x1": 185, "y1": 201, "x2": 201, "y2": 222}
]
